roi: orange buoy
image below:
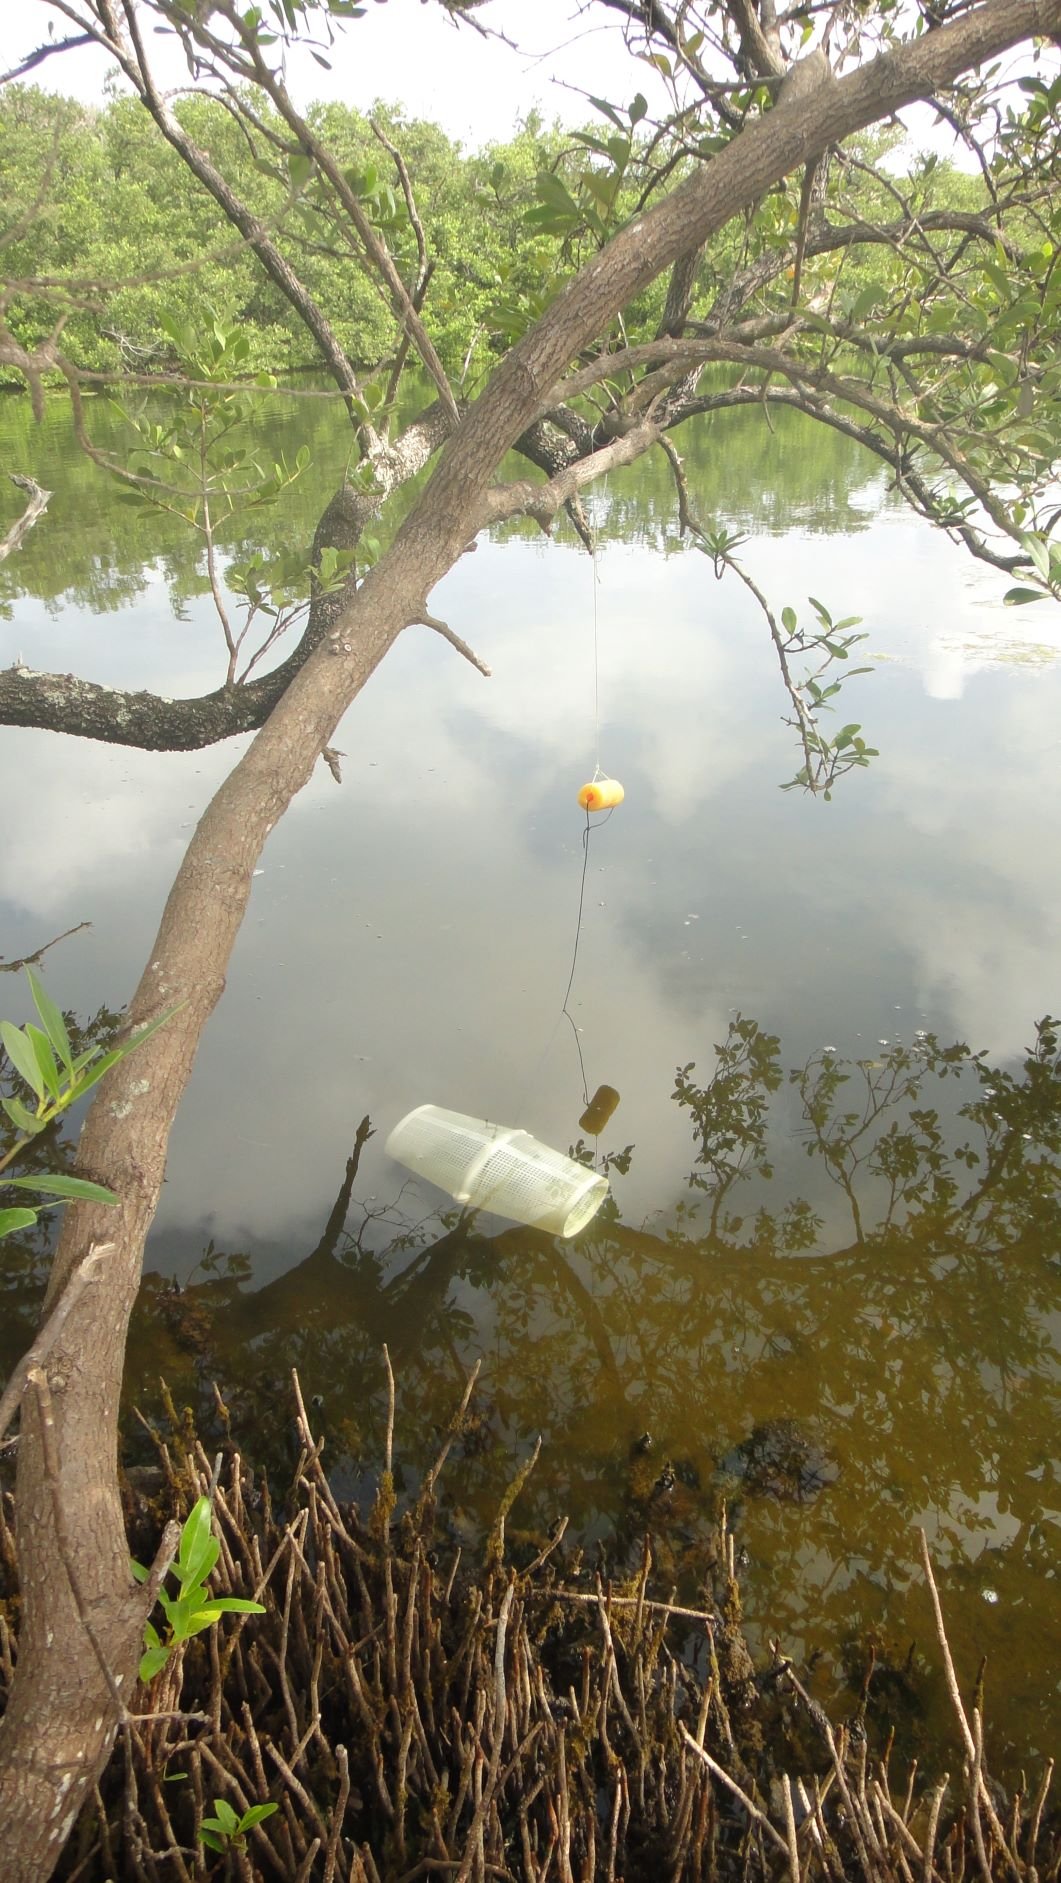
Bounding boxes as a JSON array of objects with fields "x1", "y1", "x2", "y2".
[
  {"x1": 578, "y1": 776, "x2": 624, "y2": 812},
  {"x1": 579, "y1": 1084, "x2": 621, "y2": 1136}
]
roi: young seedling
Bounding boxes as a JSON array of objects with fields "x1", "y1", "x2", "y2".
[
  {"x1": 198, "y1": 1797, "x2": 279, "y2": 1854},
  {"x1": 132, "y1": 1495, "x2": 265, "y2": 1682}
]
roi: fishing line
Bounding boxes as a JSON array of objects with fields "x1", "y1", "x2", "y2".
[
  {"x1": 516, "y1": 524, "x2": 624, "y2": 1139},
  {"x1": 558, "y1": 525, "x2": 623, "y2": 1135},
  {"x1": 559, "y1": 804, "x2": 615, "y2": 1108},
  {"x1": 592, "y1": 537, "x2": 601, "y2": 773}
]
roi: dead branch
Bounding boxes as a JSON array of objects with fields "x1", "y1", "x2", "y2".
[
  {"x1": 0, "y1": 476, "x2": 52, "y2": 560},
  {"x1": 413, "y1": 613, "x2": 492, "y2": 678},
  {"x1": 0, "y1": 920, "x2": 91, "y2": 973}
]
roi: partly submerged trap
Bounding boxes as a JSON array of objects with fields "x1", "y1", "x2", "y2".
[{"x1": 386, "y1": 1104, "x2": 609, "y2": 1238}]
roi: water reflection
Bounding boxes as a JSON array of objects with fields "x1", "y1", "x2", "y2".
[
  {"x1": 0, "y1": 385, "x2": 893, "y2": 627},
  {"x1": 2, "y1": 388, "x2": 1060, "y2": 1777},
  {"x1": 10, "y1": 1012, "x2": 1050, "y2": 1768}
]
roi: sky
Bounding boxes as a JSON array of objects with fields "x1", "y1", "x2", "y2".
[
  {"x1": 6, "y1": 0, "x2": 680, "y2": 146},
  {"x1": 2, "y1": 0, "x2": 999, "y2": 160}
]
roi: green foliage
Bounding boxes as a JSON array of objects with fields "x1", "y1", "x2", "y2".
[
  {"x1": 0, "y1": 969, "x2": 176, "y2": 1241},
  {"x1": 696, "y1": 525, "x2": 877, "y2": 797},
  {"x1": 198, "y1": 1797, "x2": 279, "y2": 1854},
  {"x1": 1004, "y1": 532, "x2": 1061, "y2": 606},
  {"x1": 0, "y1": 87, "x2": 575, "y2": 390},
  {"x1": 112, "y1": 309, "x2": 311, "y2": 527},
  {"x1": 131, "y1": 1494, "x2": 265, "y2": 1684},
  {"x1": 524, "y1": 95, "x2": 646, "y2": 248},
  {"x1": 105, "y1": 307, "x2": 343, "y2": 672}
]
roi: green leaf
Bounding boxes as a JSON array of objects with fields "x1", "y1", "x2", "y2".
[
  {"x1": 0, "y1": 1207, "x2": 38, "y2": 1238},
  {"x1": 1003, "y1": 585, "x2": 1047, "y2": 605},
  {"x1": 534, "y1": 172, "x2": 581, "y2": 218},
  {"x1": 27, "y1": 969, "x2": 73, "y2": 1073},
  {"x1": 198, "y1": 1596, "x2": 267, "y2": 1616},
  {"x1": 130, "y1": 1559, "x2": 150, "y2": 1585},
  {"x1": 1, "y1": 1022, "x2": 45, "y2": 1104},
  {"x1": 4, "y1": 1174, "x2": 119, "y2": 1205},
  {"x1": 589, "y1": 95, "x2": 626, "y2": 129},
  {"x1": 175, "y1": 1495, "x2": 215, "y2": 1588},
  {"x1": 170, "y1": 1605, "x2": 227, "y2": 1641},
  {"x1": 67, "y1": 1004, "x2": 181, "y2": 1105},
  {"x1": 212, "y1": 1798, "x2": 241, "y2": 1836},
  {"x1": 138, "y1": 1643, "x2": 171, "y2": 1683},
  {"x1": 2, "y1": 1095, "x2": 44, "y2": 1136},
  {"x1": 628, "y1": 93, "x2": 648, "y2": 125},
  {"x1": 157, "y1": 309, "x2": 188, "y2": 352},
  {"x1": 1022, "y1": 533, "x2": 1051, "y2": 581},
  {"x1": 240, "y1": 1803, "x2": 279, "y2": 1829},
  {"x1": 25, "y1": 1025, "x2": 60, "y2": 1100},
  {"x1": 198, "y1": 1828, "x2": 225, "y2": 1852},
  {"x1": 981, "y1": 259, "x2": 1011, "y2": 296},
  {"x1": 848, "y1": 283, "x2": 887, "y2": 322}
]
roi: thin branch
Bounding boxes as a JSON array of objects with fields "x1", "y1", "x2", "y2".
[
  {"x1": 918, "y1": 1531, "x2": 1014, "y2": 1866},
  {"x1": 0, "y1": 32, "x2": 95, "y2": 85},
  {"x1": 679, "y1": 1726, "x2": 790, "y2": 1857},
  {"x1": 413, "y1": 613, "x2": 492, "y2": 678},
  {"x1": 0, "y1": 474, "x2": 51, "y2": 553},
  {"x1": 480, "y1": 418, "x2": 664, "y2": 530},
  {"x1": 0, "y1": 921, "x2": 90, "y2": 973}
]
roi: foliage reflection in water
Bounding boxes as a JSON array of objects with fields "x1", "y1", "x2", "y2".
[{"x1": 8, "y1": 1011, "x2": 1051, "y2": 1774}]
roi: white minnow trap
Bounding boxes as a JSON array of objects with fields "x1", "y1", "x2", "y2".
[{"x1": 386, "y1": 1105, "x2": 609, "y2": 1238}]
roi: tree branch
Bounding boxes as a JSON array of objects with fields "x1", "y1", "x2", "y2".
[
  {"x1": 0, "y1": 402, "x2": 454, "y2": 748},
  {"x1": 413, "y1": 612, "x2": 491, "y2": 677},
  {"x1": 0, "y1": 476, "x2": 52, "y2": 560},
  {"x1": 480, "y1": 418, "x2": 664, "y2": 529},
  {"x1": 84, "y1": 0, "x2": 367, "y2": 423}
]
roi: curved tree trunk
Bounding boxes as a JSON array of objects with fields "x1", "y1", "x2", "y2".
[{"x1": 0, "y1": 7, "x2": 1055, "y2": 1875}]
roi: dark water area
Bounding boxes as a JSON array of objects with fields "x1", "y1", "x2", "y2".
[{"x1": 1, "y1": 388, "x2": 1058, "y2": 1779}]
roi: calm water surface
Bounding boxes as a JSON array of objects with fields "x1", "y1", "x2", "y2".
[{"x1": 1, "y1": 390, "x2": 1058, "y2": 1775}]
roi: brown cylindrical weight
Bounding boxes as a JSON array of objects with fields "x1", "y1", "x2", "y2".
[{"x1": 579, "y1": 1084, "x2": 620, "y2": 1135}]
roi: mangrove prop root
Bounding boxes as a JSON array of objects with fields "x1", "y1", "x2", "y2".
[{"x1": 0, "y1": 1369, "x2": 1056, "y2": 1883}]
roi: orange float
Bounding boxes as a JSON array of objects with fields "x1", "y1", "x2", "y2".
[{"x1": 577, "y1": 776, "x2": 625, "y2": 812}]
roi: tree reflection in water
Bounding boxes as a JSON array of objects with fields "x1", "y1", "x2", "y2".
[{"x1": 4, "y1": 1014, "x2": 1057, "y2": 1774}]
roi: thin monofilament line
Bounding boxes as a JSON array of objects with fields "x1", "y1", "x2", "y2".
[
  {"x1": 560, "y1": 813, "x2": 592, "y2": 1108},
  {"x1": 591, "y1": 539, "x2": 601, "y2": 774}
]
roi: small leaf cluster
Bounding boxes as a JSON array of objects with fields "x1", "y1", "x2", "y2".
[
  {"x1": 524, "y1": 94, "x2": 648, "y2": 251},
  {"x1": 0, "y1": 969, "x2": 173, "y2": 1241},
  {"x1": 113, "y1": 309, "x2": 312, "y2": 530},
  {"x1": 1004, "y1": 532, "x2": 1061, "y2": 607},
  {"x1": 778, "y1": 595, "x2": 879, "y2": 799},
  {"x1": 199, "y1": 1797, "x2": 279, "y2": 1854},
  {"x1": 132, "y1": 1495, "x2": 265, "y2": 1684}
]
